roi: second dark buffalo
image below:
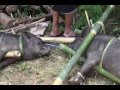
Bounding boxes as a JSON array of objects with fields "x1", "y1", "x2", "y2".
[{"x1": 0, "y1": 32, "x2": 51, "y2": 69}]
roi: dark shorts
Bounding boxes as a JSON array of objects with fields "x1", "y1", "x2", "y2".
[{"x1": 52, "y1": 5, "x2": 77, "y2": 14}]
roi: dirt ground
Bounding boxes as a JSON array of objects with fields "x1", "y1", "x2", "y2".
[
  {"x1": 0, "y1": 49, "x2": 116, "y2": 85},
  {"x1": 0, "y1": 5, "x2": 119, "y2": 85}
]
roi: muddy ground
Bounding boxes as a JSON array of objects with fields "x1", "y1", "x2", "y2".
[{"x1": 0, "y1": 48, "x2": 116, "y2": 85}]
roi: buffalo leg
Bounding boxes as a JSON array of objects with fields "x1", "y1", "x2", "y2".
[
  {"x1": 69, "y1": 51, "x2": 102, "y2": 85},
  {"x1": 0, "y1": 50, "x2": 8, "y2": 62},
  {"x1": 0, "y1": 57, "x2": 20, "y2": 70}
]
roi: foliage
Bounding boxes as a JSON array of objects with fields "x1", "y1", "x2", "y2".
[
  {"x1": 105, "y1": 6, "x2": 120, "y2": 36},
  {"x1": 74, "y1": 5, "x2": 104, "y2": 29}
]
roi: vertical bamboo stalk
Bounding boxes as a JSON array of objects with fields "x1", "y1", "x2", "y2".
[{"x1": 52, "y1": 5, "x2": 114, "y2": 85}]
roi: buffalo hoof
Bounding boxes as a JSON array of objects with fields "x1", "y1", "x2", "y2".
[{"x1": 68, "y1": 73, "x2": 85, "y2": 85}]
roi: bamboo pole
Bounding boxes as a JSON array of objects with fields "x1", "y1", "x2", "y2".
[
  {"x1": 52, "y1": 5, "x2": 114, "y2": 85},
  {"x1": 95, "y1": 66, "x2": 120, "y2": 84},
  {"x1": 58, "y1": 44, "x2": 120, "y2": 84},
  {"x1": 58, "y1": 44, "x2": 75, "y2": 55}
]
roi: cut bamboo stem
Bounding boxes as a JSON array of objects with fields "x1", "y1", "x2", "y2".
[
  {"x1": 74, "y1": 29, "x2": 82, "y2": 35},
  {"x1": 40, "y1": 37, "x2": 75, "y2": 43},
  {"x1": 59, "y1": 44, "x2": 75, "y2": 55},
  {"x1": 5, "y1": 51, "x2": 21, "y2": 58}
]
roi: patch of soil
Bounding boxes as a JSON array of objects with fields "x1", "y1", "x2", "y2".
[{"x1": 0, "y1": 49, "x2": 116, "y2": 85}]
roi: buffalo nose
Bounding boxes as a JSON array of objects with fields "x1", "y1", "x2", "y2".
[{"x1": 43, "y1": 46, "x2": 51, "y2": 51}]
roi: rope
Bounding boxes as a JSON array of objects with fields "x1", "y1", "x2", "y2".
[
  {"x1": 0, "y1": 33, "x2": 5, "y2": 45},
  {"x1": 99, "y1": 38, "x2": 116, "y2": 68},
  {"x1": 19, "y1": 36, "x2": 24, "y2": 59},
  {"x1": 96, "y1": 21, "x2": 106, "y2": 34}
]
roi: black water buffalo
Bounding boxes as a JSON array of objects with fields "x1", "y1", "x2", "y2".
[
  {"x1": 0, "y1": 32, "x2": 51, "y2": 69},
  {"x1": 68, "y1": 27, "x2": 120, "y2": 85}
]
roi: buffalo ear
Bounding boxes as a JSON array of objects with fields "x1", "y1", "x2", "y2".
[
  {"x1": 80, "y1": 26, "x2": 91, "y2": 39},
  {"x1": 69, "y1": 26, "x2": 91, "y2": 51},
  {"x1": 69, "y1": 35, "x2": 83, "y2": 50},
  {"x1": 25, "y1": 32, "x2": 44, "y2": 44},
  {"x1": 21, "y1": 32, "x2": 31, "y2": 44}
]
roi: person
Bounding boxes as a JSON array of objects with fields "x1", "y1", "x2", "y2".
[{"x1": 50, "y1": 5, "x2": 78, "y2": 37}]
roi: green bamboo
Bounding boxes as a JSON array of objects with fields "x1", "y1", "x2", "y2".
[
  {"x1": 74, "y1": 29, "x2": 82, "y2": 35},
  {"x1": 59, "y1": 44, "x2": 120, "y2": 84},
  {"x1": 52, "y1": 5, "x2": 114, "y2": 85},
  {"x1": 95, "y1": 66, "x2": 120, "y2": 84},
  {"x1": 58, "y1": 44, "x2": 75, "y2": 55}
]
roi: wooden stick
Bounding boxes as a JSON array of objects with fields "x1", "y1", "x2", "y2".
[
  {"x1": 39, "y1": 37, "x2": 75, "y2": 43},
  {"x1": 13, "y1": 14, "x2": 52, "y2": 26},
  {"x1": 85, "y1": 10, "x2": 91, "y2": 27}
]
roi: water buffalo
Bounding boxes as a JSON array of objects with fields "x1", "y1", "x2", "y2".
[
  {"x1": 0, "y1": 32, "x2": 51, "y2": 69},
  {"x1": 68, "y1": 27, "x2": 120, "y2": 85}
]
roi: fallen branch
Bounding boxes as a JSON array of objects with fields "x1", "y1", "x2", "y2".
[
  {"x1": 13, "y1": 14, "x2": 52, "y2": 26},
  {"x1": 0, "y1": 18, "x2": 46, "y2": 33}
]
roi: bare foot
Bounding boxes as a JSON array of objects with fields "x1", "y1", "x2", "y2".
[
  {"x1": 64, "y1": 28, "x2": 75, "y2": 37},
  {"x1": 50, "y1": 27, "x2": 61, "y2": 37}
]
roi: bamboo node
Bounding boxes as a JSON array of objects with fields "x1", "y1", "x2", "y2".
[
  {"x1": 96, "y1": 21, "x2": 105, "y2": 34},
  {"x1": 91, "y1": 29, "x2": 97, "y2": 35}
]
